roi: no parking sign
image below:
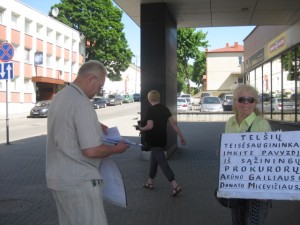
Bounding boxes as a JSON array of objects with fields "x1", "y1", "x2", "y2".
[
  {"x1": 0, "y1": 42, "x2": 14, "y2": 62},
  {"x1": 0, "y1": 42, "x2": 14, "y2": 80}
]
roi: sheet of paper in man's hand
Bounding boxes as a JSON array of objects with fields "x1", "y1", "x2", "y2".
[
  {"x1": 103, "y1": 126, "x2": 121, "y2": 142},
  {"x1": 102, "y1": 126, "x2": 142, "y2": 146}
]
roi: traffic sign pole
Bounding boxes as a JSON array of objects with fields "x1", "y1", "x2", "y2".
[
  {"x1": 6, "y1": 80, "x2": 9, "y2": 144},
  {"x1": 0, "y1": 42, "x2": 14, "y2": 145}
]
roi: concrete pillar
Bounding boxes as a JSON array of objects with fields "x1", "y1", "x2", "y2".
[{"x1": 140, "y1": 3, "x2": 178, "y2": 157}]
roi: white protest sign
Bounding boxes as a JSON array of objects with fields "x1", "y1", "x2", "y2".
[{"x1": 218, "y1": 131, "x2": 300, "y2": 200}]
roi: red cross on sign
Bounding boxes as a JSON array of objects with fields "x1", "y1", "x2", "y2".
[{"x1": 0, "y1": 43, "x2": 14, "y2": 62}]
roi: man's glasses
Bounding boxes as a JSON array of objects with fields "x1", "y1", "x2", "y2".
[{"x1": 238, "y1": 97, "x2": 255, "y2": 103}]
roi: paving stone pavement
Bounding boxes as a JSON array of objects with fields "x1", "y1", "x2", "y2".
[{"x1": 0, "y1": 121, "x2": 300, "y2": 225}]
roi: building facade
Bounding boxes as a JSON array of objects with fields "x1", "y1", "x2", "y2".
[
  {"x1": 103, "y1": 63, "x2": 141, "y2": 97},
  {"x1": 205, "y1": 42, "x2": 244, "y2": 95},
  {"x1": 243, "y1": 20, "x2": 300, "y2": 124},
  {"x1": 0, "y1": 0, "x2": 85, "y2": 117}
]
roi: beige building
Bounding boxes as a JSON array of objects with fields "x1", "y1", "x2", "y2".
[{"x1": 205, "y1": 42, "x2": 244, "y2": 94}]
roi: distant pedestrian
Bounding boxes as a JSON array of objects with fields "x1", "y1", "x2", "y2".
[
  {"x1": 225, "y1": 84, "x2": 272, "y2": 225},
  {"x1": 46, "y1": 60, "x2": 129, "y2": 225},
  {"x1": 137, "y1": 90, "x2": 187, "y2": 196}
]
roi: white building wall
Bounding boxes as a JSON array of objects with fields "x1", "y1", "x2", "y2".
[
  {"x1": 206, "y1": 52, "x2": 243, "y2": 91},
  {"x1": 0, "y1": 0, "x2": 83, "y2": 117},
  {"x1": 103, "y1": 64, "x2": 141, "y2": 96}
]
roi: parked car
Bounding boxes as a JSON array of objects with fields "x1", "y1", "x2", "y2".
[
  {"x1": 180, "y1": 94, "x2": 195, "y2": 105},
  {"x1": 177, "y1": 97, "x2": 190, "y2": 112},
  {"x1": 92, "y1": 97, "x2": 107, "y2": 109},
  {"x1": 133, "y1": 93, "x2": 141, "y2": 102},
  {"x1": 257, "y1": 98, "x2": 279, "y2": 112},
  {"x1": 106, "y1": 94, "x2": 123, "y2": 106},
  {"x1": 122, "y1": 94, "x2": 134, "y2": 103},
  {"x1": 200, "y1": 96, "x2": 223, "y2": 112},
  {"x1": 220, "y1": 94, "x2": 233, "y2": 111},
  {"x1": 29, "y1": 100, "x2": 51, "y2": 118},
  {"x1": 277, "y1": 98, "x2": 296, "y2": 111},
  {"x1": 199, "y1": 92, "x2": 212, "y2": 104},
  {"x1": 258, "y1": 93, "x2": 270, "y2": 102},
  {"x1": 256, "y1": 97, "x2": 296, "y2": 113}
]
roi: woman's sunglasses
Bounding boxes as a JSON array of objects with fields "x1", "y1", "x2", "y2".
[{"x1": 238, "y1": 97, "x2": 255, "y2": 103}]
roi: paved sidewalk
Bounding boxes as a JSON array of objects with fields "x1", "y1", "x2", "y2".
[{"x1": 0, "y1": 121, "x2": 300, "y2": 225}]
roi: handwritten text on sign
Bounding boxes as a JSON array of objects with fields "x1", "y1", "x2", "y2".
[{"x1": 218, "y1": 131, "x2": 300, "y2": 200}]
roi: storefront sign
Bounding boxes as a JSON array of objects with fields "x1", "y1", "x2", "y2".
[
  {"x1": 244, "y1": 48, "x2": 264, "y2": 72},
  {"x1": 268, "y1": 32, "x2": 287, "y2": 58},
  {"x1": 217, "y1": 131, "x2": 300, "y2": 200}
]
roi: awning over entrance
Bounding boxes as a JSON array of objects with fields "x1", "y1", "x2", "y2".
[{"x1": 32, "y1": 76, "x2": 65, "y2": 85}]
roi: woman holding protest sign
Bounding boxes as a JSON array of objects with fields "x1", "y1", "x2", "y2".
[{"x1": 225, "y1": 84, "x2": 272, "y2": 225}]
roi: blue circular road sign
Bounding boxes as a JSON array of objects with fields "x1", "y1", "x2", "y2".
[{"x1": 0, "y1": 43, "x2": 14, "y2": 62}]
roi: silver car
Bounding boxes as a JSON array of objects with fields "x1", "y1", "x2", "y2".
[
  {"x1": 200, "y1": 96, "x2": 223, "y2": 112},
  {"x1": 177, "y1": 97, "x2": 189, "y2": 112}
]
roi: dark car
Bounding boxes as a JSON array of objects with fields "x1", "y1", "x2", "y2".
[
  {"x1": 29, "y1": 100, "x2": 51, "y2": 118},
  {"x1": 133, "y1": 93, "x2": 141, "y2": 102},
  {"x1": 92, "y1": 97, "x2": 107, "y2": 109},
  {"x1": 259, "y1": 93, "x2": 270, "y2": 102},
  {"x1": 107, "y1": 94, "x2": 123, "y2": 106}
]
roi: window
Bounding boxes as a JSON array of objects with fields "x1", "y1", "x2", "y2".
[
  {"x1": 56, "y1": 32, "x2": 61, "y2": 45},
  {"x1": 0, "y1": 8, "x2": 5, "y2": 23},
  {"x1": 47, "y1": 55, "x2": 52, "y2": 67},
  {"x1": 56, "y1": 57, "x2": 62, "y2": 69},
  {"x1": 47, "y1": 28, "x2": 52, "y2": 38},
  {"x1": 25, "y1": 19, "x2": 32, "y2": 34},
  {"x1": 12, "y1": 44, "x2": 19, "y2": 61},
  {"x1": 238, "y1": 56, "x2": 243, "y2": 65},
  {"x1": 11, "y1": 77, "x2": 18, "y2": 91},
  {"x1": 36, "y1": 23, "x2": 43, "y2": 35},
  {"x1": 24, "y1": 78, "x2": 31, "y2": 92},
  {"x1": 24, "y1": 48, "x2": 31, "y2": 64},
  {"x1": 11, "y1": 13, "x2": 19, "y2": 29}
]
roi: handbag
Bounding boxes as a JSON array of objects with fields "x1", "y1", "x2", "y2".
[{"x1": 214, "y1": 122, "x2": 253, "y2": 208}]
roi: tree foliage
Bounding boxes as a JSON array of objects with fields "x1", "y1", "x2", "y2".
[
  {"x1": 49, "y1": 0, "x2": 133, "y2": 81},
  {"x1": 282, "y1": 48, "x2": 300, "y2": 81},
  {"x1": 177, "y1": 28, "x2": 208, "y2": 94}
]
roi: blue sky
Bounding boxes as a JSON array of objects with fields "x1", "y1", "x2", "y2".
[{"x1": 20, "y1": 0, "x2": 255, "y2": 66}]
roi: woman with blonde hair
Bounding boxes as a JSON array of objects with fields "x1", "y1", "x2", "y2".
[
  {"x1": 137, "y1": 90, "x2": 187, "y2": 197},
  {"x1": 225, "y1": 84, "x2": 272, "y2": 225}
]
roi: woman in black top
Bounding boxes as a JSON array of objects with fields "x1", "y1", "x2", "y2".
[{"x1": 137, "y1": 90, "x2": 187, "y2": 197}]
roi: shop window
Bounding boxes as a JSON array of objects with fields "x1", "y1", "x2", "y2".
[{"x1": 282, "y1": 50, "x2": 297, "y2": 122}]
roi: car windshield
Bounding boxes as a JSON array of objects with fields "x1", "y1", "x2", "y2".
[
  {"x1": 108, "y1": 95, "x2": 115, "y2": 98},
  {"x1": 177, "y1": 98, "x2": 186, "y2": 103},
  {"x1": 225, "y1": 95, "x2": 233, "y2": 100},
  {"x1": 36, "y1": 101, "x2": 49, "y2": 107},
  {"x1": 203, "y1": 97, "x2": 220, "y2": 104}
]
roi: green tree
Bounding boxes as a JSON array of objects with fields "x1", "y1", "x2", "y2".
[
  {"x1": 50, "y1": 0, "x2": 133, "y2": 81},
  {"x1": 177, "y1": 28, "x2": 208, "y2": 94}
]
